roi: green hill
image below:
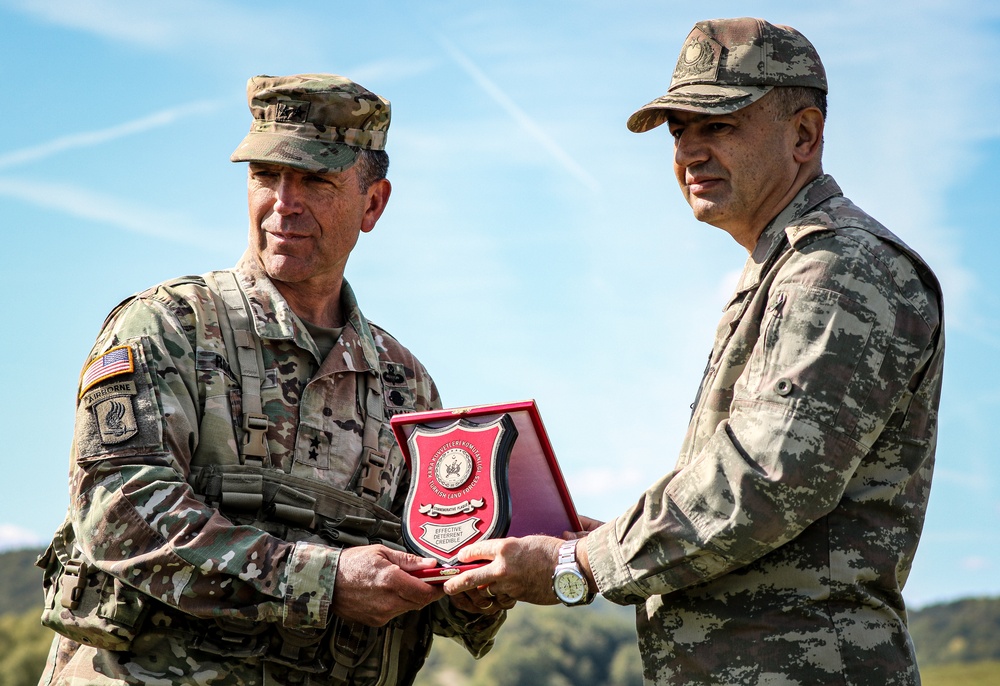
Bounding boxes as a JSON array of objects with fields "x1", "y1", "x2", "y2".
[
  {"x1": 0, "y1": 547, "x2": 45, "y2": 616},
  {"x1": 909, "y1": 596, "x2": 1000, "y2": 665}
]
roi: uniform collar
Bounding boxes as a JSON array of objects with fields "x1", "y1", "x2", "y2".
[
  {"x1": 233, "y1": 251, "x2": 380, "y2": 373},
  {"x1": 730, "y1": 174, "x2": 843, "y2": 300}
]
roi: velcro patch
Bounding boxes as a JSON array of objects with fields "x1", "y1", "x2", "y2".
[
  {"x1": 80, "y1": 345, "x2": 134, "y2": 396},
  {"x1": 82, "y1": 380, "x2": 139, "y2": 445}
]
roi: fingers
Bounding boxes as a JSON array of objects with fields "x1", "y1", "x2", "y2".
[
  {"x1": 443, "y1": 535, "x2": 565, "y2": 605},
  {"x1": 448, "y1": 588, "x2": 513, "y2": 616},
  {"x1": 562, "y1": 515, "x2": 605, "y2": 539},
  {"x1": 381, "y1": 547, "x2": 439, "y2": 572},
  {"x1": 441, "y1": 556, "x2": 500, "y2": 598},
  {"x1": 332, "y1": 545, "x2": 444, "y2": 626},
  {"x1": 454, "y1": 538, "x2": 502, "y2": 564}
]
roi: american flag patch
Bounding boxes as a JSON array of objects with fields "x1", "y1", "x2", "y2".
[{"x1": 80, "y1": 345, "x2": 134, "y2": 396}]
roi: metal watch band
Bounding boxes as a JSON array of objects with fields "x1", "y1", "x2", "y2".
[{"x1": 552, "y1": 540, "x2": 595, "y2": 606}]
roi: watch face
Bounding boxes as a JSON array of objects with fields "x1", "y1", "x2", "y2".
[{"x1": 554, "y1": 569, "x2": 587, "y2": 603}]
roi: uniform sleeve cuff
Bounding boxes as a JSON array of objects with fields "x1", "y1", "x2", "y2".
[
  {"x1": 282, "y1": 540, "x2": 339, "y2": 629},
  {"x1": 584, "y1": 520, "x2": 651, "y2": 606}
]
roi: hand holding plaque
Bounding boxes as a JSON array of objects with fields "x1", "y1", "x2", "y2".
[{"x1": 390, "y1": 400, "x2": 581, "y2": 583}]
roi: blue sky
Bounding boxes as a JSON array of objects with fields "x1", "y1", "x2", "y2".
[{"x1": 1, "y1": 0, "x2": 998, "y2": 610}]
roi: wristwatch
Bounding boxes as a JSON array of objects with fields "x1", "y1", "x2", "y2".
[{"x1": 552, "y1": 540, "x2": 596, "y2": 606}]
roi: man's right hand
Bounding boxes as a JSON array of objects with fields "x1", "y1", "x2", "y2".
[{"x1": 331, "y1": 545, "x2": 445, "y2": 626}]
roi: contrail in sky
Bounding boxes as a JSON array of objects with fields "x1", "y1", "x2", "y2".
[
  {"x1": 435, "y1": 35, "x2": 600, "y2": 194},
  {"x1": 0, "y1": 99, "x2": 221, "y2": 171},
  {"x1": 0, "y1": 177, "x2": 231, "y2": 252}
]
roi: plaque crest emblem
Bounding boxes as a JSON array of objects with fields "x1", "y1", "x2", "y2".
[{"x1": 402, "y1": 414, "x2": 516, "y2": 565}]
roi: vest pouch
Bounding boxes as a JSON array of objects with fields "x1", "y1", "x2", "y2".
[
  {"x1": 326, "y1": 609, "x2": 432, "y2": 686},
  {"x1": 37, "y1": 520, "x2": 149, "y2": 651}
]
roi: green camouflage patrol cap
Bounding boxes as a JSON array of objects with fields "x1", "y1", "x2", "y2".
[
  {"x1": 627, "y1": 18, "x2": 827, "y2": 133},
  {"x1": 230, "y1": 73, "x2": 390, "y2": 173}
]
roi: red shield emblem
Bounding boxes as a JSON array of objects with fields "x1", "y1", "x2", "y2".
[{"x1": 402, "y1": 414, "x2": 516, "y2": 565}]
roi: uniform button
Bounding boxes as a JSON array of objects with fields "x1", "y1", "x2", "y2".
[
  {"x1": 323, "y1": 407, "x2": 333, "y2": 417},
  {"x1": 774, "y1": 378, "x2": 794, "y2": 396},
  {"x1": 624, "y1": 594, "x2": 644, "y2": 604}
]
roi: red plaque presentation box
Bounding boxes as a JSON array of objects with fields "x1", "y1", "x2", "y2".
[{"x1": 390, "y1": 400, "x2": 582, "y2": 583}]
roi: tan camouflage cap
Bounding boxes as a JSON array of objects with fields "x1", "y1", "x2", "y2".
[
  {"x1": 627, "y1": 18, "x2": 827, "y2": 133},
  {"x1": 230, "y1": 73, "x2": 390, "y2": 173}
]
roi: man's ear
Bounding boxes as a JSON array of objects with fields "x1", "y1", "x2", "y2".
[
  {"x1": 361, "y1": 178, "x2": 392, "y2": 234},
  {"x1": 792, "y1": 107, "x2": 824, "y2": 165}
]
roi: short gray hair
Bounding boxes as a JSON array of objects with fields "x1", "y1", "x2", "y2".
[
  {"x1": 354, "y1": 149, "x2": 389, "y2": 190},
  {"x1": 768, "y1": 86, "x2": 827, "y2": 120}
]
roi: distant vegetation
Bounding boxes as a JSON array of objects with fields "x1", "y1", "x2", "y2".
[
  {"x1": 0, "y1": 547, "x2": 46, "y2": 615},
  {"x1": 0, "y1": 608, "x2": 52, "y2": 686},
  {"x1": 414, "y1": 601, "x2": 643, "y2": 686},
  {"x1": 909, "y1": 597, "x2": 1000, "y2": 665},
  {"x1": 3, "y1": 547, "x2": 997, "y2": 686}
]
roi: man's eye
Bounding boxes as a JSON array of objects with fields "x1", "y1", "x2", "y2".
[
  {"x1": 707, "y1": 122, "x2": 732, "y2": 133},
  {"x1": 669, "y1": 128, "x2": 684, "y2": 140}
]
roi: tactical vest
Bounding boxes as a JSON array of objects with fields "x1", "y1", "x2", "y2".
[{"x1": 38, "y1": 270, "x2": 432, "y2": 686}]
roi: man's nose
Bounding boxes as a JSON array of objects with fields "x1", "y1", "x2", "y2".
[
  {"x1": 273, "y1": 174, "x2": 304, "y2": 215},
  {"x1": 674, "y1": 131, "x2": 709, "y2": 169}
]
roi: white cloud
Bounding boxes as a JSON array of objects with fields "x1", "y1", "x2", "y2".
[
  {"x1": 0, "y1": 523, "x2": 45, "y2": 552},
  {"x1": 0, "y1": 177, "x2": 232, "y2": 252},
  {"x1": 961, "y1": 556, "x2": 991, "y2": 572},
  {"x1": 0, "y1": 100, "x2": 222, "y2": 171},
  {"x1": 2, "y1": 0, "x2": 312, "y2": 58}
]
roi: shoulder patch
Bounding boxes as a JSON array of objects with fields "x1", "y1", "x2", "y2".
[
  {"x1": 85, "y1": 384, "x2": 139, "y2": 445},
  {"x1": 80, "y1": 345, "x2": 134, "y2": 397}
]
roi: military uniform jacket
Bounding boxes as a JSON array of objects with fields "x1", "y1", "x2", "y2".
[
  {"x1": 587, "y1": 175, "x2": 944, "y2": 685},
  {"x1": 42, "y1": 253, "x2": 501, "y2": 685}
]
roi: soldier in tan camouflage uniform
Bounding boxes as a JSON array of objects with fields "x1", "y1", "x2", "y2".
[
  {"x1": 37, "y1": 73, "x2": 507, "y2": 686},
  {"x1": 444, "y1": 18, "x2": 944, "y2": 685}
]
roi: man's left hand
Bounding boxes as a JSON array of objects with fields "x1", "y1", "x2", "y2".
[{"x1": 441, "y1": 535, "x2": 565, "y2": 605}]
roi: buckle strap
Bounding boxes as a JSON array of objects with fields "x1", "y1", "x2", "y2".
[
  {"x1": 60, "y1": 558, "x2": 89, "y2": 610},
  {"x1": 356, "y1": 374, "x2": 389, "y2": 503},
  {"x1": 204, "y1": 270, "x2": 272, "y2": 469},
  {"x1": 241, "y1": 412, "x2": 270, "y2": 462}
]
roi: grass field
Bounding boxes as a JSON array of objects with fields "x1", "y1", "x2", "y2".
[{"x1": 921, "y1": 660, "x2": 1000, "y2": 686}]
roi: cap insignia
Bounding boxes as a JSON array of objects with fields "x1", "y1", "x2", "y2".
[
  {"x1": 672, "y1": 30, "x2": 722, "y2": 86},
  {"x1": 274, "y1": 100, "x2": 310, "y2": 123}
]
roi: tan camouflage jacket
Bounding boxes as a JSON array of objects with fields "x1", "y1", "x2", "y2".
[
  {"x1": 587, "y1": 175, "x2": 944, "y2": 685},
  {"x1": 42, "y1": 253, "x2": 502, "y2": 685}
]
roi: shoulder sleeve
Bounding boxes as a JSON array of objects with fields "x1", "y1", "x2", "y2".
[
  {"x1": 588, "y1": 229, "x2": 942, "y2": 603},
  {"x1": 70, "y1": 284, "x2": 336, "y2": 629}
]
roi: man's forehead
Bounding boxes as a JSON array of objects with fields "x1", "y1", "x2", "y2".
[
  {"x1": 665, "y1": 109, "x2": 724, "y2": 126},
  {"x1": 248, "y1": 160, "x2": 353, "y2": 178}
]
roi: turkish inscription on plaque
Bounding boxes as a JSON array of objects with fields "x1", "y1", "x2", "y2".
[{"x1": 401, "y1": 414, "x2": 516, "y2": 565}]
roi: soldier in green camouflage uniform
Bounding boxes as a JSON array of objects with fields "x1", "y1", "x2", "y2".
[
  {"x1": 444, "y1": 18, "x2": 944, "y2": 685},
  {"x1": 38, "y1": 74, "x2": 506, "y2": 686}
]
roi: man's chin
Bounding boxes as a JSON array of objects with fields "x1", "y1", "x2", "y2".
[
  {"x1": 260, "y1": 253, "x2": 311, "y2": 283},
  {"x1": 688, "y1": 199, "x2": 726, "y2": 226}
]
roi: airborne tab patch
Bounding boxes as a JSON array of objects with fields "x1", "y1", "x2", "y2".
[{"x1": 80, "y1": 345, "x2": 134, "y2": 396}]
